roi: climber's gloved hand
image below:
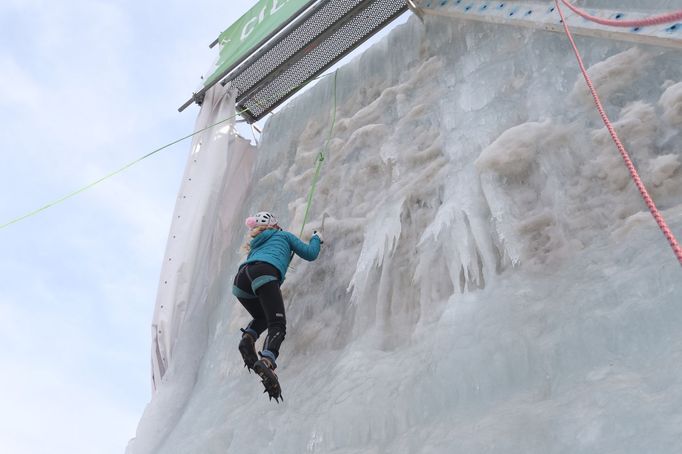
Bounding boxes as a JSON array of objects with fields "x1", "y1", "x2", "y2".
[{"x1": 312, "y1": 230, "x2": 324, "y2": 244}]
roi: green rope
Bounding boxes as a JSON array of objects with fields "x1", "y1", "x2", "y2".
[
  {"x1": 0, "y1": 71, "x2": 337, "y2": 231},
  {"x1": 0, "y1": 113, "x2": 241, "y2": 230},
  {"x1": 298, "y1": 69, "x2": 338, "y2": 238}
]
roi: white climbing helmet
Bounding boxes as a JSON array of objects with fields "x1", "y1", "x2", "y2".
[{"x1": 245, "y1": 211, "x2": 278, "y2": 228}]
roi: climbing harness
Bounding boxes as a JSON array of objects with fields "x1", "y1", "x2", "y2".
[{"x1": 554, "y1": 0, "x2": 682, "y2": 267}]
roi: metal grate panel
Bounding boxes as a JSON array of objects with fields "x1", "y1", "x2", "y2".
[
  {"x1": 239, "y1": 0, "x2": 407, "y2": 121},
  {"x1": 228, "y1": 0, "x2": 366, "y2": 98},
  {"x1": 179, "y1": 0, "x2": 409, "y2": 118},
  {"x1": 216, "y1": 0, "x2": 409, "y2": 122}
]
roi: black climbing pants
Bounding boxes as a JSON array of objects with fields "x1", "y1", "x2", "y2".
[{"x1": 233, "y1": 262, "x2": 286, "y2": 360}]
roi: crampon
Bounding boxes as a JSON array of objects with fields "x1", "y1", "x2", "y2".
[
  {"x1": 238, "y1": 330, "x2": 258, "y2": 372},
  {"x1": 253, "y1": 359, "x2": 283, "y2": 403}
]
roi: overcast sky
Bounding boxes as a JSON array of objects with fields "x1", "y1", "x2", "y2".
[{"x1": 0, "y1": 1, "x2": 255, "y2": 453}]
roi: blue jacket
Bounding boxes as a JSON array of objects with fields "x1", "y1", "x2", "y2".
[{"x1": 242, "y1": 229, "x2": 320, "y2": 283}]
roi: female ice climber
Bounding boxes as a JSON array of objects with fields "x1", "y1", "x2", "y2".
[{"x1": 232, "y1": 211, "x2": 322, "y2": 401}]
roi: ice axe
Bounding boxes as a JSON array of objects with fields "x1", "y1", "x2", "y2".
[
  {"x1": 289, "y1": 212, "x2": 329, "y2": 264},
  {"x1": 315, "y1": 212, "x2": 329, "y2": 245}
]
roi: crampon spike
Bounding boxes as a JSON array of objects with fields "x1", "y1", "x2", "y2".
[{"x1": 253, "y1": 359, "x2": 282, "y2": 402}]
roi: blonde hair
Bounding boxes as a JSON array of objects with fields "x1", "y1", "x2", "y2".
[{"x1": 242, "y1": 225, "x2": 279, "y2": 253}]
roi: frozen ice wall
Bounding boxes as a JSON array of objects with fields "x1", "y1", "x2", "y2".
[{"x1": 129, "y1": 6, "x2": 682, "y2": 454}]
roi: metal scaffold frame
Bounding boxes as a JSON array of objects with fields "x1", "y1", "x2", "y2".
[
  {"x1": 180, "y1": 1, "x2": 680, "y2": 122},
  {"x1": 179, "y1": 0, "x2": 409, "y2": 122}
]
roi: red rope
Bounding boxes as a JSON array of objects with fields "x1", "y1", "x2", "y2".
[
  {"x1": 555, "y1": 0, "x2": 682, "y2": 267},
  {"x1": 560, "y1": 0, "x2": 682, "y2": 28}
]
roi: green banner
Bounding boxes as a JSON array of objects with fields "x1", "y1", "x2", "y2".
[{"x1": 205, "y1": 0, "x2": 312, "y2": 87}]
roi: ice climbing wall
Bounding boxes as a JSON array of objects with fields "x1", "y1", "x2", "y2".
[{"x1": 130, "y1": 5, "x2": 682, "y2": 453}]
